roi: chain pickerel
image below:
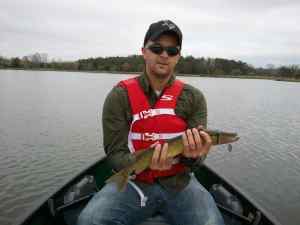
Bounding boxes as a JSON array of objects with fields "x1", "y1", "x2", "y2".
[{"x1": 106, "y1": 129, "x2": 239, "y2": 190}]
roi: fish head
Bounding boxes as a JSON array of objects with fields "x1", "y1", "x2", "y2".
[
  {"x1": 207, "y1": 129, "x2": 240, "y2": 145},
  {"x1": 218, "y1": 131, "x2": 240, "y2": 144}
]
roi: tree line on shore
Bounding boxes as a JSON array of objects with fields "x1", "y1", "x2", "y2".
[{"x1": 1, "y1": 53, "x2": 299, "y2": 79}]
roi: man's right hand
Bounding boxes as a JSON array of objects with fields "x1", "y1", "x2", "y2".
[{"x1": 150, "y1": 143, "x2": 174, "y2": 170}]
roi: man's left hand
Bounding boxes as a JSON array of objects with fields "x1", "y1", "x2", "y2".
[{"x1": 182, "y1": 127, "x2": 212, "y2": 159}]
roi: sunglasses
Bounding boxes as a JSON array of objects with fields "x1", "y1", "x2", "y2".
[{"x1": 146, "y1": 43, "x2": 180, "y2": 57}]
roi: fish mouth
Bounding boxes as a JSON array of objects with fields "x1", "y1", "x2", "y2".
[
  {"x1": 222, "y1": 133, "x2": 240, "y2": 144},
  {"x1": 231, "y1": 136, "x2": 240, "y2": 142}
]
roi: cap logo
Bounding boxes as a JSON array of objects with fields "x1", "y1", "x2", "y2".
[{"x1": 162, "y1": 20, "x2": 176, "y2": 30}]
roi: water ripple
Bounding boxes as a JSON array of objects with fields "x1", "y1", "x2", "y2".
[{"x1": 1, "y1": 71, "x2": 300, "y2": 225}]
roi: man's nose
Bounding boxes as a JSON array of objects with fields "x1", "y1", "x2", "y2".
[{"x1": 160, "y1": 50, "x2": 169, "y2": 58}]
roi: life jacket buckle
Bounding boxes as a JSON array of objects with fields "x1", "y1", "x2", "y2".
[
  {"x1": 139, "y1": 109, "x2": 157, "y2": 119},
  {"x1": 142, "y1": 132, "x2": 159, "y2": 141}
]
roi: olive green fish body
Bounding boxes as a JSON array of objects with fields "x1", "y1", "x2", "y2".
[{"x1": 106, "y1": 129, "x2": 239, "y2": 190}]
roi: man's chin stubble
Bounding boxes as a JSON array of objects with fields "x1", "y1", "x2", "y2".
[{"x1": 152, "y1": 69, "x2": 171, "y2": 79}]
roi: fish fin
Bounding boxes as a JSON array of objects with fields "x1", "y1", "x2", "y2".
[
  {"x1": 105, "y1": 169, "x2": 130, "y2": 191},
  {"x1": 227, "y1": 144, "x2": 233, "y2": 152}
]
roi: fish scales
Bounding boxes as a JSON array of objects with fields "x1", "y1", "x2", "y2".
[{"x1": 106, "y1": 128, "x2": 239, "y2": 190}]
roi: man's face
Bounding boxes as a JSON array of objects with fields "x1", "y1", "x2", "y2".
[{"x1": 142, "y1": 34, "x2": 181, "y2": 79}]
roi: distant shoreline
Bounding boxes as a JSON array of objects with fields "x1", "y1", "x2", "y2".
[
  {"x1": 179, "y1": 73, "x2": 300, "y2": 82},
  {"x1": 1, "y1": 68, "x2": 299, "y2": 82}
]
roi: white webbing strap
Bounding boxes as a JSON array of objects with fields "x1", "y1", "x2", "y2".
[
  {"x1": 128, "y1": 122, "x2": 136, "y2": 153},
  {"x1": 129, "y1": 132, "x2": 184, "y2": 141},
  {"x1": 132, "y1": 108, "x2": 175, "y2": 123},
  {"x1": 127, "y1": 157, "x2": 180, "y2": 207},
  {"x1": 128, "y1": 137, "x2": 135, "y2": 153},
  {"x1": 128, "y1": 180, "x2": 148, "y2": 207}
]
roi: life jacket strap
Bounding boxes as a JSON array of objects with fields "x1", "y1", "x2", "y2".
[
  {"x1": 132, "y1": 108, "x2": 175, "y2": 122},
  {"x1": 129, "y1": 132, "x2": 184, "y2": 141}
]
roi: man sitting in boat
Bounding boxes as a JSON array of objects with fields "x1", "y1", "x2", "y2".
[{"x1": 78, "y1": 19, "x2": 224, "y2": 225}]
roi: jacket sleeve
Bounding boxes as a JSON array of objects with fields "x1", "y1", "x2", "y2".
[
  {"x1": 178, "y1": 84, "x2": 208, "y2": 168},
  {"x1": 102, "y1": 85, "x2": 135, "y2": 171}
]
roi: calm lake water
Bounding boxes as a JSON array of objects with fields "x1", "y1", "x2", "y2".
[{"x1": 0, "y1": 70, "x2": 299, "y2": 225}]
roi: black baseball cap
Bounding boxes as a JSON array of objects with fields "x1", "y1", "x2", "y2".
[{"x1": 143, "y1": 20, "x2": 182, "y2": 48}]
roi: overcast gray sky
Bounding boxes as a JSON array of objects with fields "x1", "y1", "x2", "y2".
[{"x1": 1, "y1": 0, "x2": 299, "y2": 67}]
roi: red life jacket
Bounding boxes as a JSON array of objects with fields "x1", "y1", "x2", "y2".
[{"x1": 118, "y1": 77, "x2": 187, "y2": 183}]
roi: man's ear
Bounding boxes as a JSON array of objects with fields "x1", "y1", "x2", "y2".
[
  {"x1": 175, "y1": 52, "x2": 181, "y2": 63},
  {"x1": 141, "y1": 47, "x2": 147, "y2": 60}
]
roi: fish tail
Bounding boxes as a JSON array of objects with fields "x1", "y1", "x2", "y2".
[{"x1": 105, "y1": 169, "x2": 130, "y2": 191}]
